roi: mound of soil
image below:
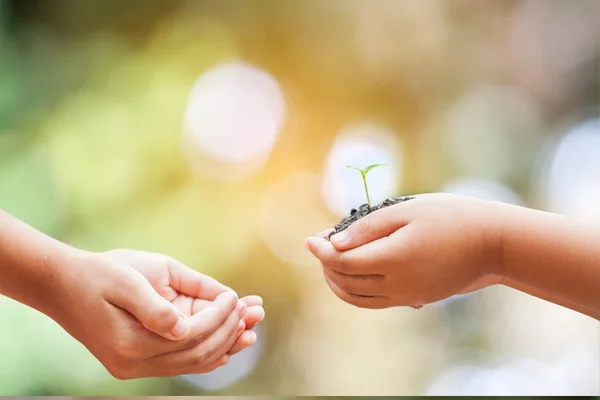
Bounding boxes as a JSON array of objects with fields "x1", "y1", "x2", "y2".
[{"x1": 327, "y1": 196, "x2": 414, "y2": 239}]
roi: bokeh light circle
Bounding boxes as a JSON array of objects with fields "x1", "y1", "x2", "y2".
[
  {"x1": 440, "y1": 178, "x2": 524, "y2": 205},
  {"x1": 537, "y1": 117, "x2": 600, "y2": 223},
  {"x1": 321, "y1": 122, "x2": 404, "y2": 217},
  {"x1": 182, "y1": 61, "x2": 286, "y2": 180},
  {"x1": 425, "y1": 359, "x2": 570, "y2": 395},
  {"x1": 179, "y1": 324, "x2": 266, "y2": 392}
]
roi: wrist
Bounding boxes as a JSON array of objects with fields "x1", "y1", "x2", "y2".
[
  {"x1": 0, "y1": 210, "x2": 92, "y2": 321},
  {"x1": 479, "y1": 199, "x2": 506, "y2": 284},
  {"x1": 29, "y1": 245, "x2": 89, "y2": 320}
]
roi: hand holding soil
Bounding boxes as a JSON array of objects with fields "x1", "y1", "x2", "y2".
[
  {"x1": 307, "y1": 193, "x2": 501, "y2": 309},
  {"x1": 305, "y1": 193, "x2": 600, "y2": 320}
]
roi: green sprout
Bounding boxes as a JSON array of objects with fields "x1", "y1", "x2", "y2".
[{"x1": 346, "y1": 163, "x2": 388, "y2": 208}]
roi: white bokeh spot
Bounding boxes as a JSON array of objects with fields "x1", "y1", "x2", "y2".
[
  {"x1": 441, "y1": 178, "x2": 524, "y2": 205},
  {"x1": 322, "y1": 122, "x2": 403, "y2": 217},
  {"x1": 183, "y1": 61, "x2": 286, "y2": 164},
  {"x1": 539, "y1": 117, "x2": 600, "y2": 223},
  {"x1": 179, "y1": 324, "x2": 266, "y2": 392}
]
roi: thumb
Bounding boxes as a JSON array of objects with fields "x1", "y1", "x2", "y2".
[
  {"x1": 329, "y1": 205, "x2": 407, "y2": 251},
  {"x1": 109, "y1": 272, "x2": 191, "y2": 341}
]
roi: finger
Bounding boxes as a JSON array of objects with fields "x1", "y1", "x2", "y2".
[
  {"x1": 190, "y1": 295, "x2": 262, "y2": 316},
  {"x1": 157, "y1": 302, "x2": 244, "y2": 374},
  {"x1": 323, "y1": 268, "x2": 385, "y2": 297},
  {"x1": 191, "y1": 298, "x2": 264, "y2": 330},
  {"x1": 323, "y1": 271, "x2": 388, "y2": 309},
  {"x1": 107, "y1": 270, "x2": 192, "y2": 341},
  {"x1": 191, "y1": 298, "x2": 213, "y2": 315},
  {"x1": 329, "y1": 202, "x2": 410, "y2": 251},
  {"x1": 242, "y1": 305, "x2": 265, "y2": 330},
  {"x1": 202, "y1": 305, "x2": 247, "y2": 366},
  {"x1": 317, "y1": 228, "x2": 335, "y2": 238},
  {"x1": 240, "y1": 295, "x2": 263, "y2": 307},
  {"x1": 102, "y1": 292, "x2": 240, "y2": 362},
  {"x1": 161, "y1": 353, "x2": 231, "y2": 377},
  {"x1": 217, "y1": 354, "x2": 230, "y2": 367},
  {"x1": 167, "y1": 257, "x2": 232, "y2": 300},
  {"x1": 180, "y1": 353, "x2": 232, "y2": 376},
  {"x1": 171, "y1": 291, "x2": 240, "y2": 352},
  {"x1": 200, "y1": 354, "x2": 231, "y2": 374},
  {"x1": 305, "y1": 235, "x2": 385, "y2": 275},
  {"x1": 146, "y1": 291, "x2": 239, "y2": 356},
  {"x1": 228, "y1": 330, "x2": 258, "y2": 356},
  {"x1": 172, "y1": 294, "x2": 196, "y2": 317},
  {"x1": 144, "y1": 300, "x2": 245, "y2": 376}
]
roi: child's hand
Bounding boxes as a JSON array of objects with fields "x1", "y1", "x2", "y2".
[
  {"x1": 49, "y1": 249, "x2": 263, "y2": 379},
  {"x1": 305, "y1": 193, "x2": 503, "y2": 309}
]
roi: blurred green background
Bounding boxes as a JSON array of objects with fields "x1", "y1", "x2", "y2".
[{"x1": 0, "y1": 0, "x2": 599, "y2": 396}]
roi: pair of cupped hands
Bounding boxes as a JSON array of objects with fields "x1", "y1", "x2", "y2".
[
  {"x1": 70, "y1": 194, "x2": 497, "y2": 380},
  {"x1": 51, "y1": 248, "x2": 265, "y2": 380}
]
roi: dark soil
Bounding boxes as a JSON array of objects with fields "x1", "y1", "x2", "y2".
[{"x1": 327, "y1": 196, "x2": 415, "y2": 239}]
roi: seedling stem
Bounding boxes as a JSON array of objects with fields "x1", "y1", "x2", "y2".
[{"x1": 346, "y1": 163, "x2": 387, "y2": 208}]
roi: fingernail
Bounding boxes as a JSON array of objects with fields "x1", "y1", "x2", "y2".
[
  {"x1": 303, "y1": 238, "x2": 312, "y2": 250},
  {"x1": 238, "y1": 320, "x2": 246, "y2": 333},
  {"x1": 171, "y1": 316, "x2": 191, "y2": 338},
  {"x1": 304, "y1": 236, "x2": 321, "y2": 248},
  {"x1": 331, "y1": 230, "x2": 349, "y2": 245},
  {"x1": 247, "y1": 331, "x2": 257, "y2": 343},
  {"x1": 228, "y1": 290, "x2": 240, "y2": 300},
  {"x1": 217, "y1": 291, "x2": 239, "y2": 304}
]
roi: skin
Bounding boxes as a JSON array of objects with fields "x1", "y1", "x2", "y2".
[
  {"x1": 305, "y1": 193, "x2": 600, "y2": 320},
  {"x1": 0, "y1": 209, "x2": 265, "y2": 379}
]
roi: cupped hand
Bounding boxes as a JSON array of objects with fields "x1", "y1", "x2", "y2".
[
  {"x1": 305, "y1": 193, "x2": 503, "y2": 309},
  {"x1": 49, "y1": 249, "x2": 264, "y2": 379},
  {"x1": 104, "y1": 249, "x2": 265, "y2": 355}
]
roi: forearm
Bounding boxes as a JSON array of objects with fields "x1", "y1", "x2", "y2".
[
  {"x1": 498, "y1": 204, "x2": 600, "y2": 319},
  {"x1": 0, "y1": 209, "x2": 76, "y2": 316}
]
